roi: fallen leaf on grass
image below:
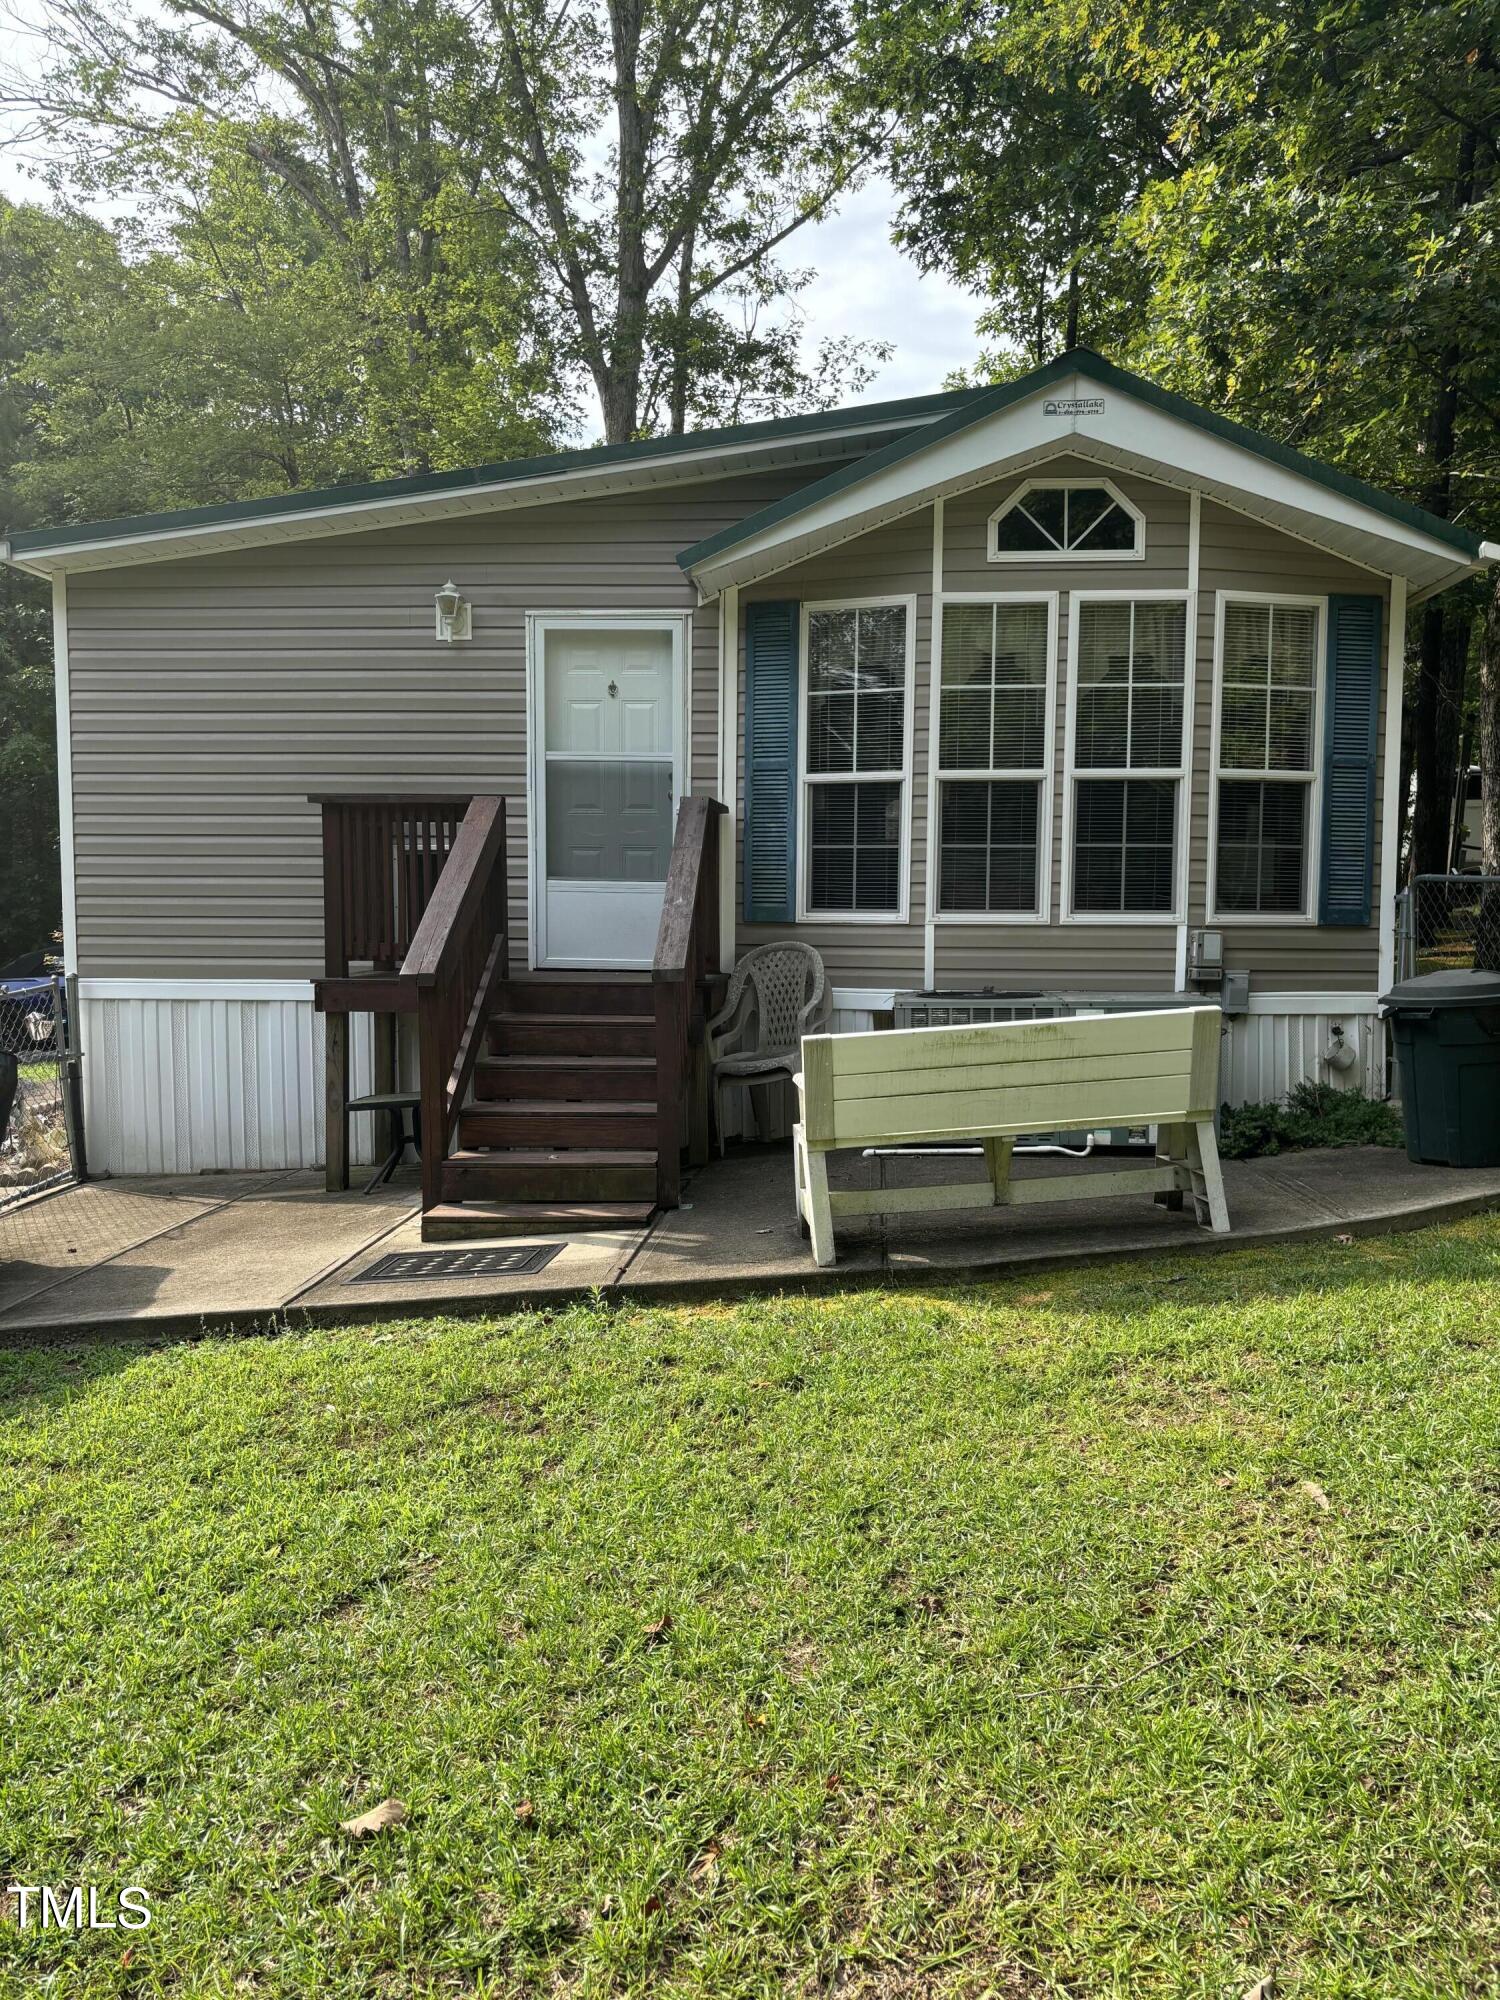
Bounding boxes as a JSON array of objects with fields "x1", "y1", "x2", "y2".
[
  {"x1": 1016, "y1": 1290, "x2": 1053, "y2": 1305},
  {"x1": 340, "y1": 1798, "x2": 407, "y2": 1837},
  {"x1": 1302, "y1": 1480, "x2": 1332, "y2": 1512},
  {"x1": 1243, "y1": 1979, "x2": 1274, "y2": 2000},
  {"x1": 642, "y1": 1614, "x2": 674, "y2": 1645},
  {"x1": 513, "y1": 1798, "x2": 535, "y2": 1824},
  {"x1": 690, "y1": 1839, "x2": 722, "y2": 1884},
  {"x1": 1333, "y1": 1233, "x2": 1355, "y2": 1245}
]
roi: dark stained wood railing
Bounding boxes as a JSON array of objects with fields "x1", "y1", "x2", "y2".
[
  {"x1": 312, "y1": 793, "x2": 471, "y2": 979},
  {"x1": 652, "y1": 795, "x2": 726, "y2": 1206},
  {"x1": 313, "y1": 793, "x2": 505, "y2": 1198},
  {"x1": 400, "y1": 796, "x2": 510, "y2": 1215}
]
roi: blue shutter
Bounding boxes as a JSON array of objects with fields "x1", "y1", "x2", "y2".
[
  {"x1": 743, "y1": 599, "x2": 800, "y2": 923},
  {"x1": 1319, "y1": 592, "x2": 1384, "y2": 927}
]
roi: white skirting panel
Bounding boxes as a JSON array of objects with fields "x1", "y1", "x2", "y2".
[
  {"x1": 80, "y1": 993, "x2": 375, "y2": 1176},
  {"x1": 1221, "y1": 1007, "x2": 1384, "y2": 1106}
]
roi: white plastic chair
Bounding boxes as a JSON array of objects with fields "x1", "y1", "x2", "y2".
[{"x1": 707, "y1": 943, "x2": 829, "y2": 1151}]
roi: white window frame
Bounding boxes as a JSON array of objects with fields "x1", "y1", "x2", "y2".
[
  {"x1": 797, "y1": 594, "x2": 918, "y2": 925},
  {"x1": 1061, "y1": 588, "x2": 1194, "y2": 925},
  {"x1": 989, "y1": 476, "x2": 1145, "y2": 565},
  {"x1": 1207, "y1": 590, "x2": 1326, "y2": 926},
  {"x1": 931, "y1": 591, "x2": 1059, "y2": 926}
]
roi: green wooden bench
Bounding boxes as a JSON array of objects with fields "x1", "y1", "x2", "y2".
[{"x1": 793, "y1": 1006, "x2": 1228, "y2": 1267}]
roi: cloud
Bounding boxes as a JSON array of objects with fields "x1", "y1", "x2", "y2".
[{"x1": 793, "y1": 174, "x2": 983, "y2": 398}]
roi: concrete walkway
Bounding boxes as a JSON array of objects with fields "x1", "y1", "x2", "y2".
[{"x1": 3, "y1": 1143, "x2": 1499, "y2": 1339}]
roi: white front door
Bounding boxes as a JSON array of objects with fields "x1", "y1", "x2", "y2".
[{"x1": 532, "y1": 618, "x2": 684, "y2": 969}]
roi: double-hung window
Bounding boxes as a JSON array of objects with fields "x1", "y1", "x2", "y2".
[
  {"x1": 936, "y1": 597, "x2": 1053, "y2": 916},
  {"x1": 801, "y1": 599, "x2": 912, "y2": 918},
  {"x1": 1212, "y1": 597, "x2": 1321, "y2": 916},
  {"x1": 1067, "y1": 595, "x2": 1188, "y2": 917}
]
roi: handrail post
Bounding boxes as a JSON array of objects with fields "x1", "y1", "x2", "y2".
[
  {"x1": 417, "y1": 990, "x2": 445, "y2": 1213},
  {"x1": 325, "y1": 1010, "x2": 350, "y2": 1192},
  {"x1": 654, "y1": 981, "x2": 683, "y2": 1207}
]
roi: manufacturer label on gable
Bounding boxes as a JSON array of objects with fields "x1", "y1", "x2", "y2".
[{"x1": 1044, "y1": 397, "x2": 1105, "y2": 416}]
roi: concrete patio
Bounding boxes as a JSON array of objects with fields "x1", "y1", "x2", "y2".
[{"x1": 5, "y1": 1139, "x2": 1500, "y2": 1340}]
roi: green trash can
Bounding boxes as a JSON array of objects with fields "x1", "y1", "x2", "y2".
[{"x1": 1379, "y1": 969, "x2": 1500, "y2": 1167}]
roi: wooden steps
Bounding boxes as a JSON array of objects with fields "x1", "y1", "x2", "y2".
[
  {"x1": 424, "y1": 975, "x2": 663, "y2": 1237},
  {"x1": 458, "y1": 1101, "x2": 658, "y2": 1149},
  {"x1": 475, "y1": 1055, "x2": 655, "y2": 1101},
  {"x1": 488, "y1": 1011, "x2": 655, "y2": 1058},
  {"x1": 423, "y1": 1200, "x2": 654, "y2": 1240}
]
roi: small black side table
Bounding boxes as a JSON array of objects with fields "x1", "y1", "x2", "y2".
[{"x1": 347, "y1": 1091, "x2": 422, "y2": 1193}]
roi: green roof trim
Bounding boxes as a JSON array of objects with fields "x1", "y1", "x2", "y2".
[
  {"x1": 676, "y1": 349, "x2": 1486, "y2": 573},
  {"x1": 4, "y1": 385, "x2": 984, "y2": 558}
]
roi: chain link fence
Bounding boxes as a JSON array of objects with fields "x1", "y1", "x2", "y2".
[
  {"x1": 1393, "y1": 875, "x2": 1500, "y2": 985},
  {"x1": 0, "y1": 976, "x2": 81, "y2": 1209}
]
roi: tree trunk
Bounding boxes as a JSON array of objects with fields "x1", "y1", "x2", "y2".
[
  {"x1": 1396, "y1": 664, "x2": 1415, "y2": 880},
  {"x1": 1407, "y1": 123, "x2": 1475, "y2": 879},
  {"x1": 602, "y1": 0, "x2": 648, "y2": 444},
  {"x1": 1410, "y1": 602, "x2": 1451, "y2": 877},
  {"x1": 668, "y1": 224, "x2": 697, "y2": 436}
]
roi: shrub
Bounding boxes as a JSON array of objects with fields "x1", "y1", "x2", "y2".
[{"x1": 1219, "y1": 1080, "x2": 1405, "y2": 1160}]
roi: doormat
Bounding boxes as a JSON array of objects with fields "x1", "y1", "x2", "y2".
[{"x1": 350, "y1": 1244, "x2": 565, "y2": 1283}]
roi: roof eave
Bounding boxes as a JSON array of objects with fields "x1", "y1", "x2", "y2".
[
  {"x1": 1, "y1": 388, "x2": 982, "y2": 575},
  {"x1": 681, "y1": 363, "x2": 1490, "y2": 598},
  {"x1": 678, "y1": 349, "x2": 1486, "y2": 587}
]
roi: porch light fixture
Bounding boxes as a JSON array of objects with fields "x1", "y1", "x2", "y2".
[{"x1": 433, "y1": 579, "x2": 472, "y2": 643}]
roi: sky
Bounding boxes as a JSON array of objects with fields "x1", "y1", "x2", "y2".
[{"x1": 0, "y1": 2, "x2": 984, "y2": 414}]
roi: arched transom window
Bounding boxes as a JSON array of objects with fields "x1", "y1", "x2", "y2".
[{"x1": 989, "y1": 479, "x2": 1144, "y2": 562}]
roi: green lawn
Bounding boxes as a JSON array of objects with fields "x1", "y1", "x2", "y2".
[{"x1": 4, "y1": 1223, "x2": 1500, "y2": 1998}]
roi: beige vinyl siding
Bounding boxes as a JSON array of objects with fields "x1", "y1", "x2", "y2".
[
  {"x1": 66, "y1": 471, "x2": 815, "y2": 978},
  {"x1": 732, "y1": 463, "x2": 1391, "y2": 1000},
  {"x1": 67, "y1": 446, "x2": 1395, "y2": 1003},
  {"x1": 737, "y1": 509, "x2": 935, "y2": 990}
]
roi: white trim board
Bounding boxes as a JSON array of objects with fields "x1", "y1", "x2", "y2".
[
  {"x1": 718, "y1": 583, "x2": 740, "y2": 971},
  {"x1": 1378, "y1": 576, "x2": 1407, "y2": 995},
  {"x1": 688, "y1": 373, "x2": 1479, "y2": 601},
  {"x1": 53, "y1": 576, "x2": 78, "y2": 975},
  {"x1": 77, "y1": 978, "x2": 318, "y2": 1001},
  {"x1": 5, "y1": 417, "x2": 941, "y2": 578},
  {"x1": 828, "y1": 985, "x2": 1378, "y2": 1017},
  {"x1": 924, "y1": 500, "x2": 944, "y2": 988}
]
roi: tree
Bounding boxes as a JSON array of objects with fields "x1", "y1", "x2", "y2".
[
  {"x1": 851, "y1": 0, "x2": 1184, "y2": 365},
  {"x1": 5, "y1": 0, "x2": 888, "y2": 446},
  {"x1": 859, "y1": 0, "x2": 1499, "y2": 876},
  {"x1": 0, "y1": 577, "x2": 56, "y2": 968}
]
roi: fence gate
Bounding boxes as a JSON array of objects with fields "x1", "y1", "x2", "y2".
[
  {"x1": 0, "y1": 975, "x2": 84, "y2": 1210},
  {"x1": 1393, "y1": 876, "x2": 1500, "y2": 985}
]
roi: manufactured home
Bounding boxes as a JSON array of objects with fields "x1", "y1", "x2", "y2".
[{"x1": 4, "y1": 350, "x2": 1493, "y2": 1236}]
